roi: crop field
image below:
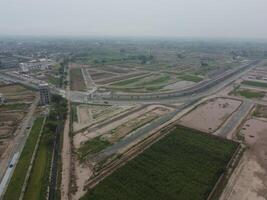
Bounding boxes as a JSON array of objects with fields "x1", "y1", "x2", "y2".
[
  {"x1": 3, "y1": 117, "x2": 44, "y2": 200},
  {"x1": 70, "y1": 68, "x2": 87, "y2": 91},
  {"x1": 81, "y1": 126, "x2": 238, "y2": 200}
]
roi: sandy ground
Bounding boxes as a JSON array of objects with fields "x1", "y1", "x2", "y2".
[
  {"x1": 71, "y1": 161, "x2": 93, "y2": 200},
  {"x1": 221, "y1": 118, "x2": 267, "y2": 200},
  {"x1": 179, "y1": 98, "x2": 242, "y2": 133},
  {"x1": 73, "y1": 105, "x2": 173, "y2": 148}
]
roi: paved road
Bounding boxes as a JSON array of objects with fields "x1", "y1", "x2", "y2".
[{"x1": 0, "y1": 97, "x2": 39, "y2": 199}]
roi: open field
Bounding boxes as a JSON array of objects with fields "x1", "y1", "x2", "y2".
[
  {"x1": 73, "y1": 105, "x2": 133, "y2": 132},
  {"x1": 179, "y1": 98, "x2": 242, "y2": 133},
  {"x1": 3, "y1": 117, "x2": 44, "y2": 200},
  {"x1": 253, "y1": 104, "x2": 267, "y2": 118},
  {"x1": 0, "y1": 84, "x2": 36, "y2": 103},
  {"x1": 81, "y1": 126, "x2": 238, "y2": 200},
  {"x1": 242, "y1": 80, "x2": 267, "y2": 88},
  {"x1": 77, "y1": 107, "x2": 170, "y2": 160},
  {"x1": 177, "y1": 74, "x2": 203, "y2": 82},
  {"x1": 70, "y1": 68, "x2": 87, "y2": 91},
  {"x1": 0, "y1": 103, "x2": 30, "y2": 158},
  {"x1": 73, "y1": 105, "x2": 173, "y2": 149},
  {"x1": 221, "y1": 117, "x2": 267, "y2": 200},
  {"x1": 231, "y1": 88, "x2": 265, "y2": 99}
]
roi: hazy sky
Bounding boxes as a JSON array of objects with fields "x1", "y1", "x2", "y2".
[{"x1": 1, "y1": 0, "x2": 267, "y2": 39}]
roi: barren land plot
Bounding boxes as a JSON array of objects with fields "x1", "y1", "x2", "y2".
[
  {"x1": 221, "y1": 118, "x2": 267, "y2": 200},
  {"x1": 179, "y1": 98, "x2": 242, "y2": 133},
  {"x1": 0, "y1": 84, "x2": 36, "y2": 103},
  {"x1": 253, "y1": 104, "x2": 267, "y2": 118},
  {"x1": 73, "y1": 105, "x2": 133, "y2": 132},
  {"x1": 77, "y1": 107, "x2": 170, "y2": 159},
  {"x1": 81, "y1": 126, "x2": 238, "y2": 200},
  {"x1": 70, "y1": 68, "x2": 87, "y2": 91},
  {"x1": 89, "y1": 71, "x2": 116, "y2": 81}
]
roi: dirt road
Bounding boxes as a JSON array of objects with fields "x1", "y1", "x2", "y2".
[{"x1": 61, "y1": 67, "x2": 71, "y2": 200}]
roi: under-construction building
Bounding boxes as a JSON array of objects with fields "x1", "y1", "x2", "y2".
[{"x1": 39, "y1": 83, "x2": 51, "y2": 105}]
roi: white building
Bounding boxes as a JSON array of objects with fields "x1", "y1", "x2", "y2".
[{"x1": 19, "y1": 58, "x2": 55, "y2": 73}]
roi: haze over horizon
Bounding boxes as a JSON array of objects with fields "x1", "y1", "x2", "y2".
[{"x1": 1, "y1": 0, "x2": 267, "y2": 39}]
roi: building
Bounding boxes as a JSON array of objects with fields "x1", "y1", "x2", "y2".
[
  {"x1": 0, "y1": 93, "x2": 5, "y2": 104},
  {"x1": 39, "y1": 83, "x2": 51, "y2": 105},
  {"x1": 19, "y1": 58, "x2": 55, "y2": 73}
]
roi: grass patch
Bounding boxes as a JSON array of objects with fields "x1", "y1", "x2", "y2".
[
  {"x1": 242, "y1": 80, "x2": 267, "y2": 88},
  {"x1": 23, "y1": 123, "x2": 53, "y2": 200},
  {"x1": 136, "y1": 75, "x2": 170, "y2": 86},
  {"x1": 81, "y1": 126, "x2": 238, "y2": 200},
  {"x1": 47, "y1": 74, "x2": 60, "y2": 86},
  {"x1": 78, "y1": 137, "x2": 111, "y2": 161},
  {"x1": 111, "y1": 76, "x2": 147, "y2": 86},
  {"x1": 237, "y1": 89, "x2": 265, "y2": 99},
  {"x1": 3, "y1": 117, "x2": 45, "y2": 200},
  {"x1": 0, "y1": 103, "x2": 29, "y2": 111},
  {"x1": 177, "y1": 74, "x2": 203, "y2": 82}
]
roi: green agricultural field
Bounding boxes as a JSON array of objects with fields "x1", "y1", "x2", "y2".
[
  {"x1": 3, "y1": 117, "x2": 45, "y2": 200},
  {"x1": 178, "y1": 74, "x2": 203, "y2": 82},
  {"x1": 242, "y1": 80, "x2": 267, "y2": 88},
  {"x1": 81, "y1": 126, "x2": 238, "y2": 200}
]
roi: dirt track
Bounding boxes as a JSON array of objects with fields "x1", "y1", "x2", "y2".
[{"x1": 220, "y1": 118, "x2": 267, "y2": 200}]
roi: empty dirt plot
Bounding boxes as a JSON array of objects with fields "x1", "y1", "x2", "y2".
[
  {"x1": 70, "y1": 67, "x2": 87, "y2": 91},
  {"x1": 76, "y1": 106, "x2": 171, "y2": 160},
  {"x1": 221, "y1": 118, "x2": 267, "y2": 200},
  {"x1": 81, "y1": 126, "x2": 238, "y2": 200},
  {"x1": 0, "y1": 84, "x2": 36, "y2": 103},
  {"x1": 73, "y1": 105, "x2": 133, "y2": 132},
  {"x1": 179, "y1": 98, "x2": 242, "y2": 133}
]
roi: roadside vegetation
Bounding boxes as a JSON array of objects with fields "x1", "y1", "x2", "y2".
[
  {"x1": 237, "y1": 89, "x2": 265, "y2": 99},
  {"x1": 3, "y1": 117, "x2": 45, "y2": 200},
  {"x1": 23, "y1": 95, "x2": 67, "y2": 200},
  {"x1": 242, "y1": 80, "x2": 267, "y2": 88},
  {"x1": 81, "y1": 126, "x2": 238, "y2": 200}
]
